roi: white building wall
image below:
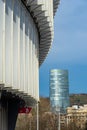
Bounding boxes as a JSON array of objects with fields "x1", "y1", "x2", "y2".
[
  {"x1": 26, "y1": 0, "x2": 54, "y2": 65},
  {"x1": 0, "y1": 0, "x2": 39, "y2": 104},
  {"x1": 0, "y1": 0, "x2": 60, "y2": 106}
]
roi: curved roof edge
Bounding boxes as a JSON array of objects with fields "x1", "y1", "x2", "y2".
[
  {"x1": 22, "y1": 0, "x2": 60, "y2": 65},
  {"x1": 53, "y1": 0, "x2": 60, "y2": 16}
]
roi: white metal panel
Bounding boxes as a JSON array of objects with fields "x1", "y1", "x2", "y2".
[
  {"x1": 25, "y1": 0, "x2": 59, "y2": 65},
  {"x1": 17, "y1": 1, "x2": 21, "y2": 91},
  {"x1": 30, "y1": 20, "x2": 33, "y2": 96},
  {"x1": 20, "y1": 4, "x2": 24, "y2": 92},
  {"x1": 0, "y1": 0, "x2": 41, "y2": 105},
  {"x1": 2, "y1": 0, "x2": 6, "y2": 84},
  {"x1": 13, "y1": 0, "x2": 20, "y2": 90},
  {"x1": 5, "y1": 0, "x2": 13, "y2": 87},
  {"x1": 0, "y1": 0, "x2": 4, "y2": 83},
  {"x1": 35, "y1": 28, "x2": 39, "y2": 100},
  {"x1": 27, "y1": 16, "x2": 31, "y2": 95},
  {"x1": 32, "y1": 26, "x2": 35, "y2": 97},
  {"x1": 22, "y1": 7, "x2": 26, "y2": 93},
  {"x1": 25, "y1": 10, "x2": 29, "y2": 94}
]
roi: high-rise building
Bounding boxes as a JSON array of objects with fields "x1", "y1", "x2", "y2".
[
  {"x1": 50, "y1": 69, "x2": 69, "y2": 113},
  {"x1": 0, "y1": 1, "x2": 60, "y2": 129}
]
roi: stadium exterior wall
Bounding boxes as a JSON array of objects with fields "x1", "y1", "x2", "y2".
[
  {"x1": 0, "y1": 0, "x2": 60, "y2": 129},
  {"x1": 0, "y1": 0, "x2": 60, "y2": 107}
]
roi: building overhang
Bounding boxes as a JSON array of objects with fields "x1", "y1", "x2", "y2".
[{"x1": 22, "y1": 0, "x2": 60, "y2": 65}]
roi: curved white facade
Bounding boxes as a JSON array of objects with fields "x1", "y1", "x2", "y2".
[{"x1": 0, "y1": 0, "x2": 60, "y2": 107}]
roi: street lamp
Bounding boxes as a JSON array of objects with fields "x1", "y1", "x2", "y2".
[
  {"x1": 58, "y1": 108, "x2": 60, "y2": 130},
  {"x1": 37, "y1": 102, "x2": 39, "y2": 130}
]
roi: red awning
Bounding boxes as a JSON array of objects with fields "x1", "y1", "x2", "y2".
[{"x1": 19, "y1": 107, "x2": 32, "y2": 114}]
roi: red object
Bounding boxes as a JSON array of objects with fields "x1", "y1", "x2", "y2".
[{"x1": 19, "y1": 107, "x2": 32, "y2": 114}]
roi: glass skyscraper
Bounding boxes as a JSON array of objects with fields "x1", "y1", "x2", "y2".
[{"x1": 50, "y1": 69, "x2": 69, "y2": 113}]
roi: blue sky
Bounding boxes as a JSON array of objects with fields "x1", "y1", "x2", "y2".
[{"x1": 39, "y1": 0, "x2": 87, "y2": 97}]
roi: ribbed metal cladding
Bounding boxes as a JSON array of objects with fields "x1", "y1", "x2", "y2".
[
  {"x1": 50, "y1": 69, "x2": 69, "y2": 113},
  {"x1": 53, "y1": 0, "x2": 60, "y2": 16},
  {"x1": 25, "y1": 0, "x2": 60, "y2": 65},
  {"x1": 0, "y1": 0, "x2": 39, "y2": 106},
  {"x1": 0, "y1": 0, "x2": 60, "y2": 107}
]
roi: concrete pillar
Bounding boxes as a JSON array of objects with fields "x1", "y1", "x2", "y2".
[
  {"x1": 8, "y1": 99, "x2": 20, "y2": 130},
  {"x1": 0, "y1": 91, "x2": 20, "y2": 130},
  {"x1": 0, "y1": 101, "x2": 8, "y2": 130}
]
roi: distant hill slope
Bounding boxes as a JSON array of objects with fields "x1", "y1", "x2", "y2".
[
  {"x1": 40, "y1": 94, "x2": 87, "y2": 112},
  {"x1": 15, "y1": 94, "x2": 87, "y2": 130},
  {"x1": 70, "y1": 93, "x2": 87, "y2": 106},
  {"x1": 39, "y1": 97, "x2": 50, "y2": 114}
]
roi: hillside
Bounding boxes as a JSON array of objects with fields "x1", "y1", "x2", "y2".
[
  {"x1": 70, "y1": 93, "x2": 87, "y2": 106},
  {"x1": 40, "y1": 94, "x2": 87, "y2": 112},
  {"x1": 15, "y1": 93, "x2": 87, "y2": 130}
]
